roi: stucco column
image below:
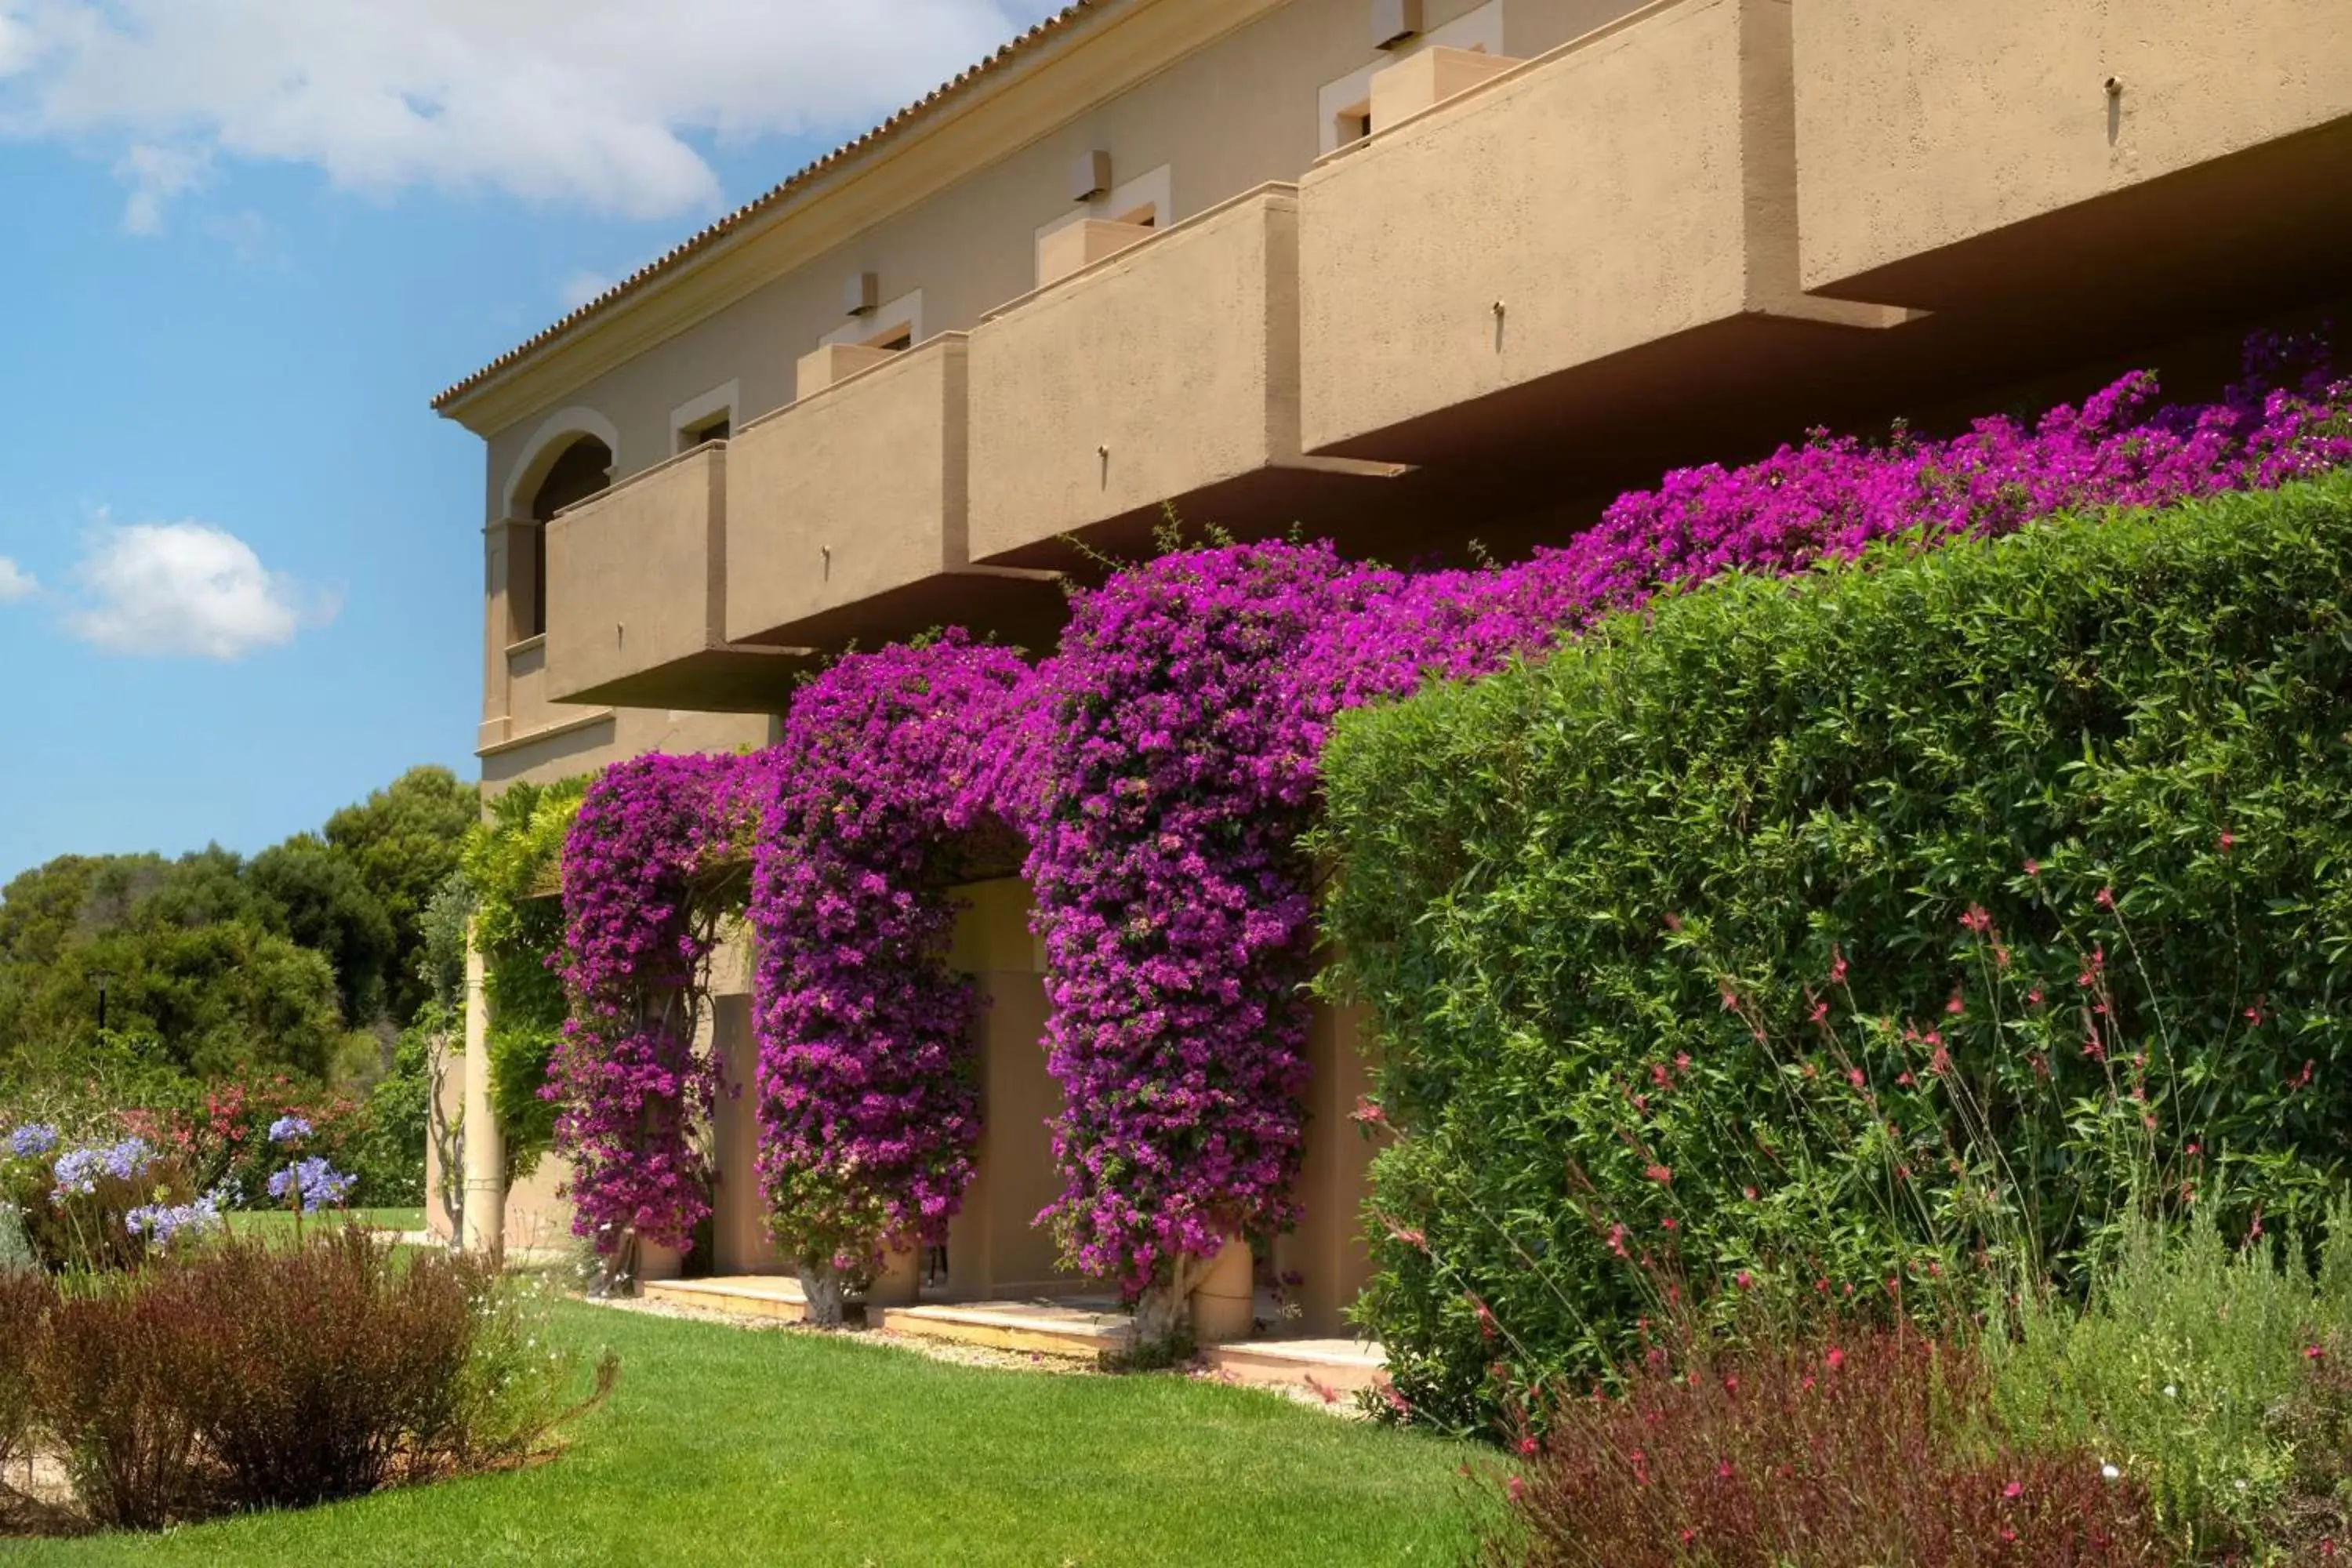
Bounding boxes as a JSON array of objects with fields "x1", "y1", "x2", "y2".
[{"x1": 459, "y1": 929, "x2": 506, "y2": 1254}]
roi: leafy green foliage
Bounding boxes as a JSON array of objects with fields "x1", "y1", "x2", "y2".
[
  {"x1": 461, "y1": 776, "x2": 586, "y2": 1171},
  {"x1": 0, "y1": 767, "x2": 474, "y2": 1103},
  {"x1": 1317, "y1": 474, "x2": 2352, "y2": 1431},
  {"x1": 1991, "y1": 1204, "x2": 2352, "y2": 1558},
  {"x1": 247, "y1": 837, "x2": 397, "y2": 1030},
  {"x1": 321, "y1": 767, "x2": 479, "y2": 1025}
]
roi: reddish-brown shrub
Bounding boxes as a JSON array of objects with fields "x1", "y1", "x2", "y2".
[
  {"x1": 1484, "y1": 1328, "x2": 2164, "y2": 1567},
  {"x1": 0, "y1": 1272, "x2": 53, "y2": 1527},
  {"x1": 170, "y1": 1227, "x2": 492, "y2": 1511},
  {"x1": 23, "y1": 1227, "x2": 612, "y2": 1530},
  {"x1": 34, "y1": 1273, "x2": 211, "y2": 1530}
]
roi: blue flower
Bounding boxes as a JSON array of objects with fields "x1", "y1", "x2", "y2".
[
  {"x1": 126, "y1": 1194, "x2": 223, "y2": 1247},
  {"x1": 5, "y1": 1123, "x2": 59, "y2": 1160},
  {"x1": 266, "y1": 1115, "x2": 313, "y2": 1145},
  {"x1": 49, "y1": 1137, "x2": 155, "y2": 1198},
  {"x1": 265, "y1": 1156, "x2": 355, "y2": 1213}
]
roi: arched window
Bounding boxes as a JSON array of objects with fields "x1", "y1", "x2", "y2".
[{"x1": 521, "y1": 435, "x2": 612, "y2": 640}]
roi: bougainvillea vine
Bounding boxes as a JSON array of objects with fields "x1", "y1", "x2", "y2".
[
  {"x1": 747, "y1": 633, "x2": 1031, "y2": 1319},
  {"x1": 549, "y1": 336, "x2": 2350, "y2": 1330},
  {"x1": 552, "y1": 751, "x2": 759, "y2": 1266}
]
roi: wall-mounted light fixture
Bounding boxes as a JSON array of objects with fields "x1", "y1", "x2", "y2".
[
  {"x1": 844, "y1": 271, "x2": 880, "y2": 317},
  {"x1": 1072, "y1": 149, "x2": 1112, "y2": 202}
]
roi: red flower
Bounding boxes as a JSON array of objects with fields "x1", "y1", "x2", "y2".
[
  {"x1": 1645, "y1": 1163, "x2": 1673, "y2": 1185},
  {"x1": 2003, "y1": 1480, "x2": 2024, "y2": 1499},
  {"x1": 2220, "y1": 829, "x2": 2236, "y2": 853},
  {"x1": 2024, "y1": 858, "x2": 2041, "y2": 877},
  {"x1": 1824, "y1": 1347, "x2": 1845, "y2": 1371}
]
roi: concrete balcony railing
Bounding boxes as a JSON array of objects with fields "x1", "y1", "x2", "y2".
[
  {"x1": 1794, "y1": 0, "x2": 2352, "y2": 311},
  {"x1": 969, "y1": 185, "x2": 1368, "y2": 561},
  {"x1": 1296, "y1": 0, "x2": 1907, "y2": 465},
  {"x1": 502, "y1": 635, "x2": 557, "y2": 738},
  {"x1": 726, "y1": 333, "x2": 1063, "y2": 648},
  {"x1": 543, "y1": 443, "x2": 804, "y2": 712}
]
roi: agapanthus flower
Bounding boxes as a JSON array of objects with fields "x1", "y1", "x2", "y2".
[
  {"x1": 266, "y1": 1156, "x2": 356, "y2": 1212},
  {"x1": 50, "y1": 1137, "x2": 154, "y2": 1197},
  {"x1": 266, "y1": 1114, "x2": 313, "y2": 1145},
  {"x1": 5, "y1": 1123, "x2": 59, "y2": 1160},
  {"x1": 125, "y1": 1193, "x2": 223, "y2": 1247}
]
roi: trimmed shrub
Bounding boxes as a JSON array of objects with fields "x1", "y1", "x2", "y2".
[
  {"x1": 1487, "y1": 1327, "x2": 2163, "y2": 1567},
  {"x1": 1319, "y1": 474, "x2": 2352, "y2": 1430}
]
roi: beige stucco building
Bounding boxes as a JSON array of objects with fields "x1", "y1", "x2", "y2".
[{"x1": 431, "y1": 0, "x2": 2352, "y2": 1342}]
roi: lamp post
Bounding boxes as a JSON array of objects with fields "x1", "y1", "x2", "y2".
[{"x1": 91, "y1": 967, "x2": 113, "y2": 1034}]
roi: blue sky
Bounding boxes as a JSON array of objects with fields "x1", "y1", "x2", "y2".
[{"x1": 0, "y1": 0, "x2": 1054, "y2": 887}]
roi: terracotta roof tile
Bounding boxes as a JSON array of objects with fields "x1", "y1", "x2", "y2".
[{"x1": 430, "y1": 2, "x2": 1100, "y2": 413}]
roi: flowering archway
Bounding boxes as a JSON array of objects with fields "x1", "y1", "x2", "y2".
[
  {"x1": 748, "y1": 634, "x2": 1034, "y2": 1322},
  {"x1": 552, "y1": 752, "x2": 760, "y2": 1282}
]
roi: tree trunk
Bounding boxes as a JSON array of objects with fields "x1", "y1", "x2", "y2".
[
  {"x1": 1131, "y1": 1251, "x2": 1209, "y2": 1353},
  {"x1": 798, "y1": 1260, "x2": 848, "y2": 1327}
]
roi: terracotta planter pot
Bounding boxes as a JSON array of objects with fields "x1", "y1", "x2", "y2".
[
  {"x1": 864, "y1": 1246, "x2": 922, "y2": 1308},
  {"x1": 1189, "y1": 1237, "x2": 1254, "y2": 1344}
]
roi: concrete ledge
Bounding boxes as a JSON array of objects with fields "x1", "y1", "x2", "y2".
[
  {"x1": 876, "y1": 1300, "x2": 1133, "y2": 1359},
  {"x1": 1203, "y1": 1338, "x2": 1388, "y2": 1396},
  {"x1": 643, "y1": 1275, "x2": 811, "y2": 1324}
]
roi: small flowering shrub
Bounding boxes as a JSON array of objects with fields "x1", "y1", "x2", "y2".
[
  {"x1": 1486, "y1": 1327, "x2": 2163, "y2": 1567},
  {"x1": 1990, "y1": 1205, "x2": 2352, "y2": 1559},
  {"x1": 16, "y1": 1227, "x2": 615, "y2": 1531},
  {"x1": 2, "y1": 1130, "x2": 194, "y2": 1273},
  {"x1": 111, "y1": 1074, "x2": 387, "y2": 1210},
  {"x1": 1321, "y1": 471, "x2": 2352, "y2": 1428},
  {"x1": 750, "y1": 636, "x2": 1026, "y2": 1316},
  {"x1": 554, "y1": 753, "x2": 759, "y2": 1262}
]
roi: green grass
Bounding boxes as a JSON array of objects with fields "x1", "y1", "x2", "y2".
[
  {"x1": 217, "y1": 1207, "x2": 425, "y2": 1240},
  {"x1": 16, "y1": 1300, "x2": 1479, "y2": 1567}
]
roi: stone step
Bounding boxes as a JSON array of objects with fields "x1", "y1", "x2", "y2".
[
  {"x1": 1200, "y1": 1338, "x2": 1389, "y2": 1398},
  {"x1": 874, "y1": 1299, "x2": 1134, "y2": 1359},
  {"x1": 642, "y1": 1273, "x2": 811, "y2": 1323}
]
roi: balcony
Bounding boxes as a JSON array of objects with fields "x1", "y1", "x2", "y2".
[
  {"x1": 543, "y1": 443, "x2": 806, "y2": 712},
  {"x1": 968, "y1": 185, "x2": 1402, "y2": 563},
  {"x1": 724, "y1": 335, "x2": 1065, "y2": 649},
  {"x1": 1795, "y1": 0, "x2": 2352, "y2": 313},
  {"x1": 1295, "y1": 0, "x2": 1906, "y2": 466}
]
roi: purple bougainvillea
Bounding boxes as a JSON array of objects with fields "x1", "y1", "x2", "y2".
[
  {"x1": 553, "y1": 751, "x2": 760, "y2": 1256},
  {"x1": 747, "y1": 634, "x2": 1031, "y2": 1301},
  {"x1": 550, "y1": 336, "x2": 2350, "y2": 1318}
]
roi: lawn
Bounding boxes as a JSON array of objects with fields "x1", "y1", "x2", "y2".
[
  {"x1": 219, "y1": 1205, "x2": 426, "y2": 1240},
  {"x1": 16, "y1": 1300, "x2": 1480, "y2": 1567}
]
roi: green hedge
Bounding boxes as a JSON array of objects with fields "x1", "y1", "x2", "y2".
[{"x1": 1316, "y1": 474, "x2": 2352, "y2": 1432}]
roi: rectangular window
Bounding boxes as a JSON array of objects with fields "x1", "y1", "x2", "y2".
[{"x1": 677, "y1": 414, "x2": 731, "y2": 452}]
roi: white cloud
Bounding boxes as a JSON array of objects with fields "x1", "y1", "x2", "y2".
[
  {"x1": 0, "y1": 557, "x2": 34, "y2": 601},
  {"x1": 113, "y1": 141, "x2": 210, "y2": 234},
  {"x1": 558, "y1": 269, "x2": 615, "y2": 311},
  {"x1": 0, "y1": 1, "x2": 1059, "y2": 230},
  {"x1": 67, "y1": 521, "x2": 337, "y2": 658}
]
